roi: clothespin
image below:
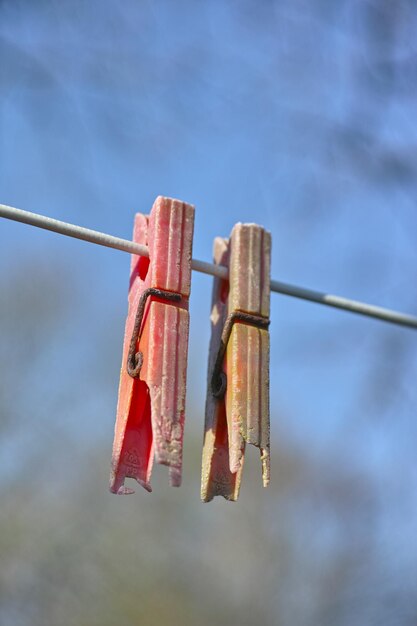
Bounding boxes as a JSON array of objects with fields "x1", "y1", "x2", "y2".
[
  {"x1": 110, "y1": 196, "x2": 195, "y2": 494},
  {"x1": 201, "y1": 223, "x2": 271, "y2": 501}
]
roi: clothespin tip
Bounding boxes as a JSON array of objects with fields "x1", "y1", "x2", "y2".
[{"x1": 261, "y1": 448, "x2": 270, "y2": 488}]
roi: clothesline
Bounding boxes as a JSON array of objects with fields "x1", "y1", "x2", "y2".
[{"x1": 1, "y1": 202, "x2": 417, "y2": 330}]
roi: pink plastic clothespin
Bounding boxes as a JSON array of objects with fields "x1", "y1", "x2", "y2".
[
  {"x1": 110, "y1": 196, "x2": 195, "y2": 494},
  {"x1": 201, "y1": 223, "x2": 271, "y2": 501}
]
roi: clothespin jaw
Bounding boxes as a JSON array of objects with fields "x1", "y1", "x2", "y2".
[
  {"x1": 110, "y1": 196, "x2": 194, "y2": 494},
  {"x1": 201, "y1": 223, "x2": 271, "y2": 502}
]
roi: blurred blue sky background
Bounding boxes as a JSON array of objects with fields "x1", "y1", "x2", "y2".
[{"x1": 1, "y1": 1, "x2": 417, "y2": 625}]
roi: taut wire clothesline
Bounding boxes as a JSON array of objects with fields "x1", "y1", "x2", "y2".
[{"x1": 1, "y1": 202, "x2": 417, "y2": 330}]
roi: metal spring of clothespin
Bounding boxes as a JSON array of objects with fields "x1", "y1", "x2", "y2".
[
  {"x1": 211, "y1": 310, "x2": 270, "y2": 399},
  {"x1": 127, "y1": 287, "x2": 182, "y2": 379}
]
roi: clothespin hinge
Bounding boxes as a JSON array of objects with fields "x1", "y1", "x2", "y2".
[
  {"x1": 127, "y1": 287, "x2": 182, "y2": 378},
  {"x1": 211, "y1": 310, "x2": 270, "y2": 399}
]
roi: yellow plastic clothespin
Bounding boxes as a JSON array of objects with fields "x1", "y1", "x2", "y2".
[{"x1": 201, "y1": 223, "x2": 271, "y2": 501}]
